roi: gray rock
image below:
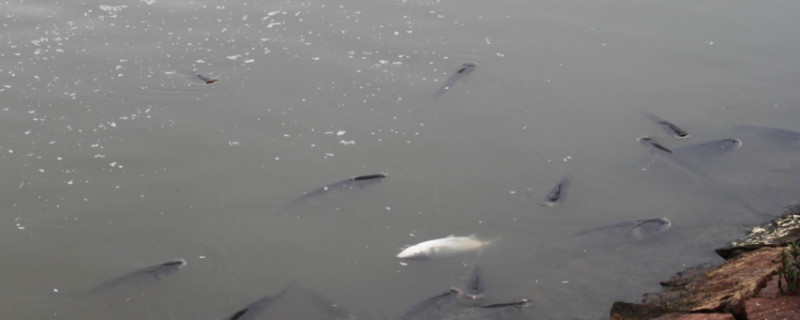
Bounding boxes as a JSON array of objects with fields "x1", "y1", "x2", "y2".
[{"x1": 715, "y1": 210, "x2": 800, "y2": 259}]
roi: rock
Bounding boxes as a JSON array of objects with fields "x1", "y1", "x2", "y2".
[
  {"x1": 610, "y1": 301, "x2": 669, "y2": 320},
  {"x1": 745, "y1": 296, "x2": 800, "y2": 319},
  {"x1": 652, "y1": 313, "x2": 734, "y2": 320},
  {"x1": 743, "y1": 274, "x2": 800, "y2": 319},
  {"x1": 715, "y1": 213, "x2": 800, "y2": 260},
  {"x1": 643, "y1": 247, "x2": 784, "y2": 317}
]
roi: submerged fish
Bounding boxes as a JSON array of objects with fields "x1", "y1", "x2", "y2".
[
  {"x1": 397, "y1": 234, "x2": 495, "y2": 260},
  {"x1": 396, "y1": 288, "x2": 461, "y2": 320},
  {"x1": 464, "y1": 265, "x2": 484, "y2": 300},
  {"x1": 297, "y1": 285, "x2": 357, "y2": 320},
  {"x1": 734, "y1": 125, "x2": 800, "y2": 144},
  {"x1": 442, "y1": 298, "x2": 531, "y2": 320},
  {"x1": 277, "y1": 173, "x2": 387, "y2": 214},
  {"x1": 74, "y1": 259, "x2": 187, "y2": 295},
  {"x1": 673, "y1": 138, "x2": 742, "y2": 159},
  {"x1": 637, "y1": 136, "x2": 672, "y2": 153},
  {"x1": 637, "y1": 136, "x2": 763, "y2": 216},
  {"x1": 539, "y1": 177, "x2": 570, "y2": 207},
  {"x1": 173, "y1": 69, "x2": 218, "y2": 84},
  {"x1": 574, "y1": 218, "x2": 672, "y2": 240},
  {"x1": 297, "y1": 173, "x2": 386, "y2": 200},
  {"x1": 222, "y1": 286, "x2": 290, "y2": 320},
  {"x1": 435, "y1": 62, "x2": 477, "y2": 99},
  {"x1": 642, "y1": 112, "x2": 689, "y2": 138}
]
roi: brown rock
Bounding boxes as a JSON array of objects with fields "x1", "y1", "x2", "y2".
[
  {"x1": 744, "y1": 275, "x2": 800, "y2": 319},
  {"x1": 610, "y1": 301, "x2": 669, "y2": 320},
  {"x1": 652, "y1": 313, "x2": 734, "y2": 320},
  {"x1": 745, "y1": 296, "x2": 800, "y2": 319},
  {"x1": 643, "y1": 247, "x2": 784, "y2": 317}
]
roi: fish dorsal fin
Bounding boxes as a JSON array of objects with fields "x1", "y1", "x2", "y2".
[
  {"x1": 468, "y1": 233, "x2": 477, "y2": 239},
  {"x1": 447, "y1": 234, "x2": 455, "y2": 238}
]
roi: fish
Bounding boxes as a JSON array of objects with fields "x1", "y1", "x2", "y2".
[
  {"x1": 734, "y1": 125, "x2": 800, "y2": 145},
  {"x1": 672, "y1": 138, "x2": 742, "y2": 159},
  {"x1": 539, "y1": 177, "x2": 570, "y2": 207},
  {"x1": 397, "y1": 234, "x2": 495, "y2": 260},
  {"x1": 173, "y1": 69, "x2": 218, "y2": 84},
  {"x1": 641, "y1": 112, "x2": 689, "y2": 138},
  {"x1": 277, "y1": 173, "x2": 388, "y2": 214},
  {"x1": 395, "y1": 288, "x2": 461, "y2": 320},
  {"x1": 73, "y1": 259, "x2": 187, "y2": 295},
  {"x1": 464, "y1": 265, "x2": 484, "y2": 300},
  {"x1": 435, "y1": 62, "x2": 477, "y2": 99},
  {"x1": 627, "y1": 218, "x2": 673, "y2": 240},
  {"x1": 195, "y1": 73, "x2": 218, "y2": 84},
  {"x1": 295, "y1": 173, "x2": 387, "y2": 201},
  {"x1": 637, "y1": 136, "x2": 672, "y2": 153},
  {"x1": 441, "y1": 298, "x2": 531, "y2": 320},
  {"x1": 221, "y1": 286, "x2": 290, "y2": 320},
  {"x1": 574, "y1": 218, "x2": 672, "y2": 241},
  {"x1": 296, "y1": 285, "x2": 357, "y2": 320},
  {"x1": 637, "y1": 136, "x2": 763, "y2": 216}
]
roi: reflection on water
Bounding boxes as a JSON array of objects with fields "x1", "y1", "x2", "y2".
[{"x1": 2, "y1": 0, "x2": 800, "y2": 319}]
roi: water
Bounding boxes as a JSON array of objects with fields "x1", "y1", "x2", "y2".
[{"x1": 2, "y1": 0, "x2": 799, "y2": 319}]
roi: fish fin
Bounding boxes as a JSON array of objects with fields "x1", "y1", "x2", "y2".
[
  {"x1": 468, "y1": 233, "x2": 477, "y2": 239},
  {"x1": 447, "y1": 234, "x2": 455, "y2": 238},
  {"x1": 484, "y1": 236, "x2": 501, "y2": 246}
]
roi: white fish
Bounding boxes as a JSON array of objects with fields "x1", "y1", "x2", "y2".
[{"x1": 396, "y1": 234, "x2": 495, "y2": 260}]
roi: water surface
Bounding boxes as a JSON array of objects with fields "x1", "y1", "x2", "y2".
[{"x1": 2, "y1": 0, "x2": 800, "y2": 319}]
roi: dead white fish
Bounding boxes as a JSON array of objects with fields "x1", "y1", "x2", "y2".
[
  {"x1": 641, "y1": 111, "x2": 689, "y2": 138},
  {"x1": 435, "y1": 62, "x2": 477, "y2": 99},
  {"x1": 397, "y1": 234, "x2": 495, "y2": 260}
]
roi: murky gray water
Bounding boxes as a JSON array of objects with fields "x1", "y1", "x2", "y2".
[{"x1": 2, "y1": 0, "x2": 799, "y2": 319}]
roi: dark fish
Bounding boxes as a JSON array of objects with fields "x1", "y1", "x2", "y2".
[
  {"x1": 539, "y1": 177, "x2": 569, "y2": 207},
  {"x1": 734, "y1": 125, "x2": 800, "y2": 144},
  {"x1": 74, "y1": 259, "x2": 187, "y2": 295},
  {"x1": 296, "y1": 285, "x2": 357, "y2": 320},
  {"x1": 395, "y1": 288, "x2": 461, "y2": 320},
  {"x1": 295, "y1": 173, "x2": 386, "y2": 202},
  {"x1": 673, "y1": 138, "x2": 742, "y2": 159},
  {"x1": 435, "y1": 62, "x2": 476, "y2": 99},
  {"x1": 222, "y1": 286, "x2": 290, "y2": 320},
  {"x1": 195, "y1": 74, "x2": 218, "y2": 84},
  {"x1": 174, "y1": 69, "x2": 218, "y2": 84},
  {"x1": 479, "y1": 298, "x2": 531, "y2": 309},
  {"x1": 442, "y1": 298, "x2": 531, "y2": 320},
  {"x1": 464, "y1": 265, "x2": 484, "y2": 300},
  {"x1": 637, "y1": 136, "x2": 672, "y2": 153},
  {"x1": 574, "y1": 218, "x2": 672, "y2": 240},
  {"x1": 628, "y1": 218, "x2": 673, "y2": 240},
  {"x1": 642, "y1": 112, "x2": 689, "y2": 138},
  {"x1": 637, "y1": 136, "x2": 763, "y2": 216}
]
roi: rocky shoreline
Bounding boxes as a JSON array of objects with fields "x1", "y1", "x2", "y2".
[{"x1": 610, "y1": 210, "x2": 800, "y2": 320}]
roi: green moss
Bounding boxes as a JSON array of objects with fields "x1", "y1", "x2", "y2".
[{"x1": 778, "y1": 241, "x2": 800, "y2": 295}]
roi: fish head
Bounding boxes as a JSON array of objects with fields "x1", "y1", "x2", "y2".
[
  {"x1": 396, "y1": 245, "x2": 443, "y2": 260},
  {"x1": 628, "y1": 218, "x2": 671, "y2": 240},
  {"x1": 724, "y1": 138, "x2": 743, "y2": 149}
]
